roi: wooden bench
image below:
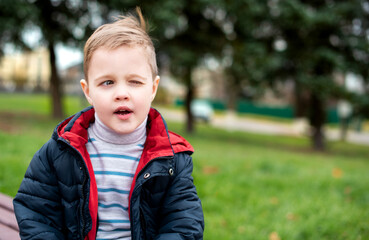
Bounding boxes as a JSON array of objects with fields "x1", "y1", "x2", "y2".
[{"x1": 0, "y1": 193, "x2": 20, "y2": 240}]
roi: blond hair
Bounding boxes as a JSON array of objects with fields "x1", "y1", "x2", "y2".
[{"x1": 83, "y1": 7, "x2": 157, "y2": 80}]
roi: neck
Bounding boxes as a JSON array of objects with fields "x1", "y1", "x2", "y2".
[{"x1": 91, "y1": 113, "x2": 147, "y2": 145}]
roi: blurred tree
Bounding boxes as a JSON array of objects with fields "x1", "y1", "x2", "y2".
[
  {"x1": 225, "y1": 0, "x2": 369, "y2": 150},
  {"x1": 0, "y1": 0, "x2": 95, "y2": 118},
  {"x1": 0, "y1": 1, "x2": 31, "y2": 56},
  {"x1": 271, "y1": 0, "x2": 368, "y2": 150},
  {"x1": 155, "y1": 1, "x2": 226, "y2": 133},
  {"x1": 222, "y1": 1, "x2": 274, "y2": 109}
]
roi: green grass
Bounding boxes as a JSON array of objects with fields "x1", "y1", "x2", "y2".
[
  {"x1": 1, "y1": 93, "x2": 369, "y2": 239},
  {"x1": 0, "y1": 92, "x2": 88, "y2": 115},
  {"x1": 173, "y1": 123, "x2": 369, "y2": 240}
]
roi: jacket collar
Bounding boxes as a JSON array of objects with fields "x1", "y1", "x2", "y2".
[{"x1": 54, "y1": 106, "x2": 194, "y2": 159}]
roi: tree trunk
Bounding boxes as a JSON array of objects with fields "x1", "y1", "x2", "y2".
[
  {"x1": 340, "y1": 117, "x2": 349, "y2": 141},
  {"x1": 293, "y1": 79, "x2": 308, "y2": 118},
  {"x1": 48, "y1": 41, "x2": 64, "y2": 119},
  {"x1": 184, "y1": 69, "x2": 194, "y2": 133},
  {"x1": 226, "y1": 71, "x2": 239, "y2": 112},
  {"x1": 309, "y1": 93, "x2": 325, "y2": 151}
]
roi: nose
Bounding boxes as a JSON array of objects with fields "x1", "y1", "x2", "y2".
[{"x1": 114, "y1": 88, "x2": 129, "y2": 101}]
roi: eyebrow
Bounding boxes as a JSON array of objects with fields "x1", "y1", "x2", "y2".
[
  {"x1": 91, "y1": 73, "x2": 148, "y2": 83},
  {"x1": 92, "y1": 74, "x2": 114, "y2": 83},
  {"x1": 126, "y1": 73, "x2": 147, "y2": 81}
]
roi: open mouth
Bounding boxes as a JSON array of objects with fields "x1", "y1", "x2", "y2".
[{"x1": 114, "y1": 109, "x2": 132, "y2": 115}]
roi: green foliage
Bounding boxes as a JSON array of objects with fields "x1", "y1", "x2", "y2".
[
  {"x1": 0, "y1": 0, "x2": 32, "y2": 54},
  {"x1": 223, "y1": 0, "x2": 369, "y2": 149},
  {"x1": 225, "y1": 0, "x2": 369, "y2": 94},
  {"x1": 0, "y1": 0, "x2": 96, "y2": 51},
  {"x1": 352, "y1": 94, "x2": 369, "y2": 118},
  {"x1": 0, "y1": 0, "x2": 100, "y2": 118}
]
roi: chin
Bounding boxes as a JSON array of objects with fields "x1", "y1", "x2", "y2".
[{"x1": 113, "y1": 129, "x2": 133, "y2": 135}]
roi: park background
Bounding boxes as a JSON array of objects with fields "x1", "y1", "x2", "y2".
[{"x1": 1, "y1": 0, "x2": 369, "y2": 239}]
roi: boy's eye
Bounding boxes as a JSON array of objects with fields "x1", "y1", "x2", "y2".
[
  {"x1": 101, "y1": 80, "x2": 114, "y2": 86},
  {"x1": 130, "y1": 80, "x2": 143, "y2": 85}
]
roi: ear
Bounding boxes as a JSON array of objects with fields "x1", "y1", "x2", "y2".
[
  {"x1": 80, "y1": 79, "x2": 93, "y2": 105},
  {"x1": 151, "y1": 75, "x2": 160, "y2": 102}
]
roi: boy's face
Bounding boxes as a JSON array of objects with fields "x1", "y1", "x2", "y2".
[{"x1": 80, "y1": 45, "x2": 160, "y2": 135}]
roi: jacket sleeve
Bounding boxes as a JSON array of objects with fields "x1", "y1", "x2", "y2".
[
  {"x1": 155, "y1": 153, "x2": 204, "y2": 240},
  {"x1": 13, "y1": 140, "x2": 65, "y2": 240}
]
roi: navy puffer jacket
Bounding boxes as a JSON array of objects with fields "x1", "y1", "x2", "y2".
[{"x1": 13, "y1": 107, "x2": 204, "y2": 239}]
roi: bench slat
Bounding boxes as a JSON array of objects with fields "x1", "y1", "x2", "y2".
[
  {"x1": 0, "y1": 192, "x2": 14, "y2": 212},
  {"x1": 0, "y1": 192, "x2": 20, "y2": 238},
  {"x1": 0, "y1": 193, "x2": 19, "y2": 232},
  {"x1": 0, "y1": 207, "x2": 19, "y2": 231},
  {"x1": 0, "y1": 223, "x2": 20, "y2": 240}
]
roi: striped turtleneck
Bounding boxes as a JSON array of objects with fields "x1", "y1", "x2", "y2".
[{"x1": 86, "y1": 113, "x2": 147, "y2": 239}]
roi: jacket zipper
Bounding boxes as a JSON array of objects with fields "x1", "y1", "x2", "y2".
[{"x1": 131, "y1": 156, "x2": 174, "y2": 240}]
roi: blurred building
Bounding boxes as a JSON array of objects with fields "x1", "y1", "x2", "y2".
[
  {"x1": 193, "y1": 65, "x2": 226, "y2": 101},
  {"x1": 156, "y1": 67, "x2": 186, "y2": 104},
  {"x1": 60, "y1": 63, "x2": 84, "y2": 95},
  {"x1": 0, "y1": 47, "x2": 86, "y2": 95},
  {"x1": 0, "y1": 47, "x2": 50, "y2": 92}
]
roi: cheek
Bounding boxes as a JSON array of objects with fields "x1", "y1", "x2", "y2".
[
  {"x1": 134, "y1": 91, "x2": 153, "y2": 110},
  {"x1": 86, "y1": 97, "x2": 93, "y2": 106},
  {"x1": 89, "y1": 93, "x2": 106, "y2": 108}
]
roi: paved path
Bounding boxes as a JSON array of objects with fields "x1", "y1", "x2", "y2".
[{"x1": 158, "y1": 108, "x2": 369, "y2": 146}]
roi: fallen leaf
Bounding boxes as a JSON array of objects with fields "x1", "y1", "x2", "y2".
[
  {"x1": 202, "y1": 166, "x2": 219, "y2": 175},
  {"x1": 269, "y1": 197, "x2": 279, "y2": 205},
  {"x1": 344, "y1": 186, "x2": 351, "y2": 195},
  {"x1": 237, "y1": 226, "x2": 246, "y2": 234},
  {"x1": 220, "y1": 218, "x2": 227, "y2": 227},
  {"x1": 286, "y1": 212, "x2": 298, "y2": 221},
  {"x1": 332, "y1": 167, "x2": 343, "y2": 179},
  {"x1": 269, "y1": 231, "x2": 281, "y2": 240}
]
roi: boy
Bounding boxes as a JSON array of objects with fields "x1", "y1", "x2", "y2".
[{"x1": 13, "y1": 8, "x2": 204, "y2": 240}]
